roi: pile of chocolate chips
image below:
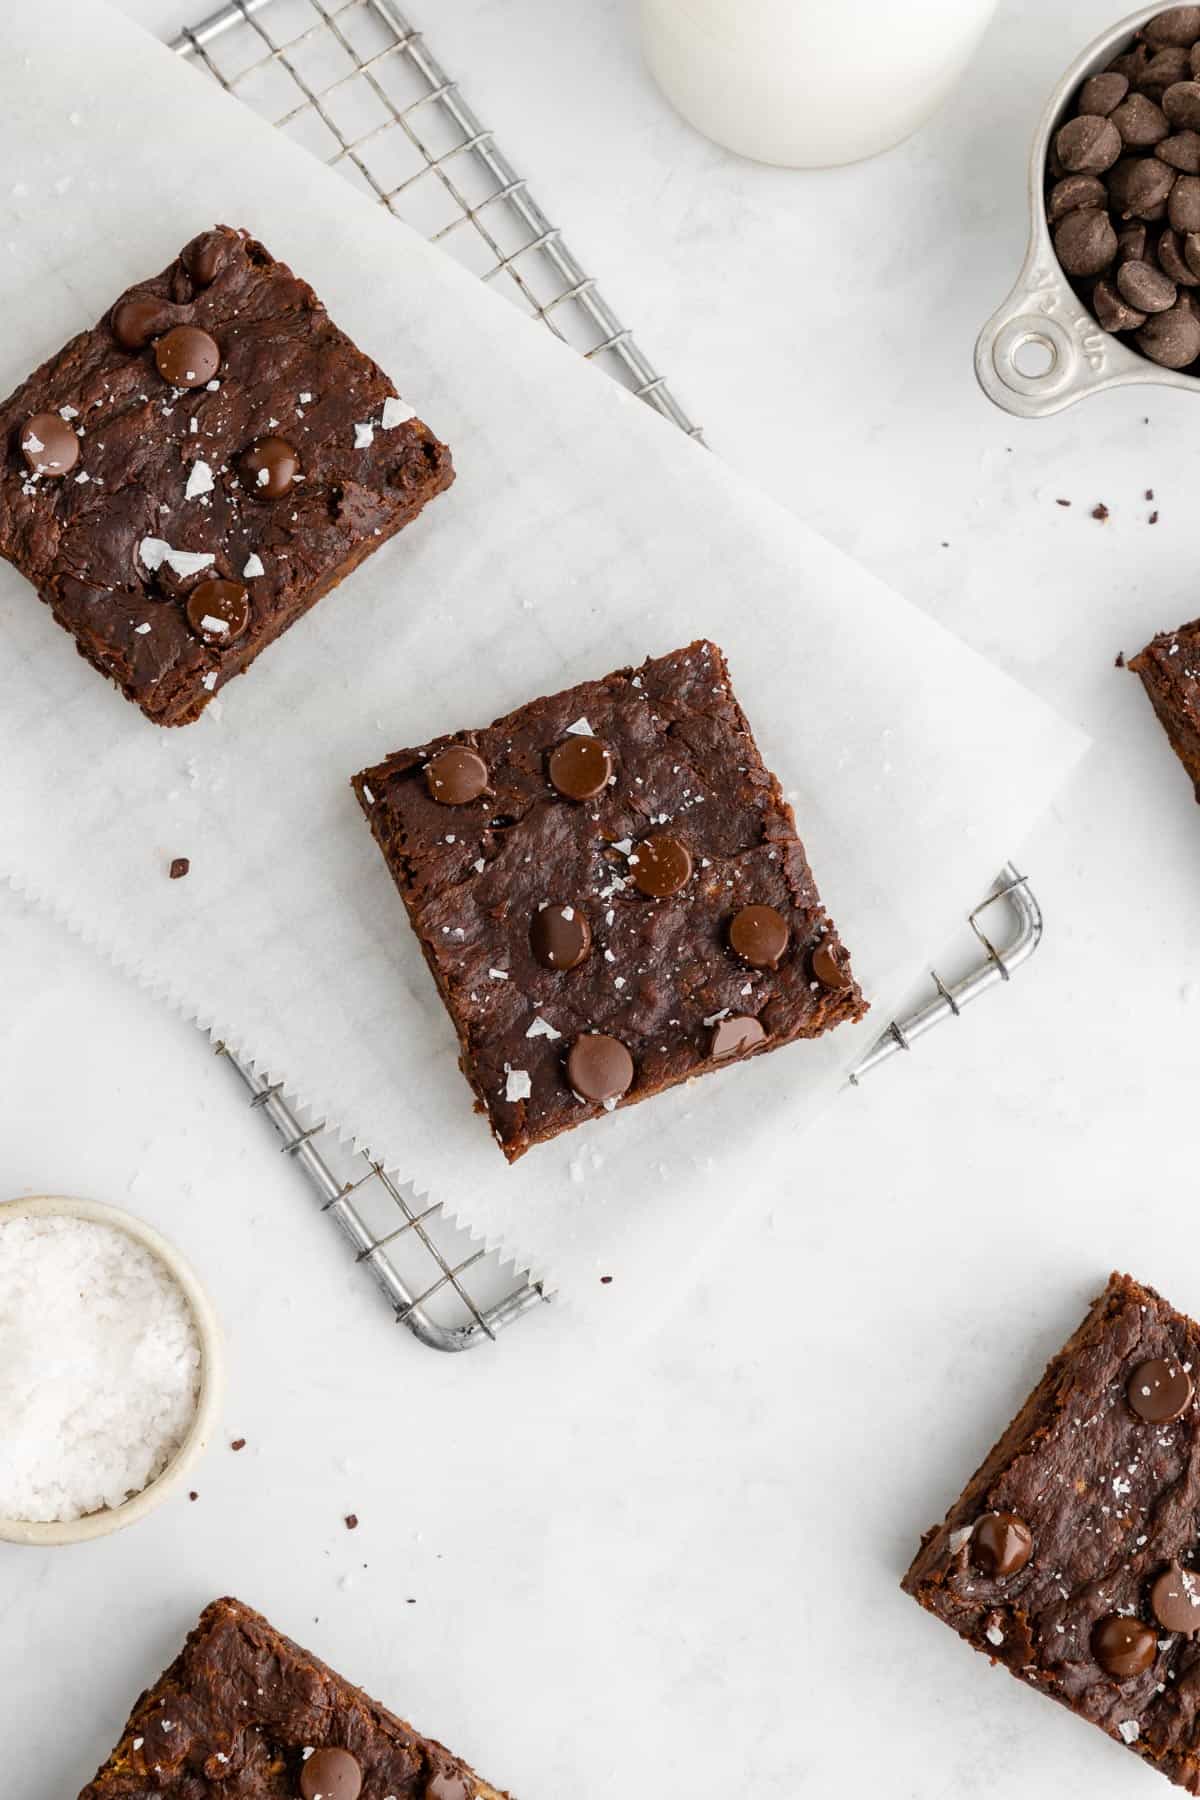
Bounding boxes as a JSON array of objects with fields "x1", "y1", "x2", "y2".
[{"x1": 1048, "y1": 6, "x2": 1200, "y2": 368}]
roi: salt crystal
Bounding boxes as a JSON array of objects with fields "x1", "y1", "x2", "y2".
[
  {"x1": 184, "y1": 461, "x2": 213, "y2": 500},
  {"x1": 243, "y1": 553, "x2": 265, "y2": 579},
  {"x1": 565, "y1": 716, "x2": 593, "y2": 735},
  {"x1": 353, "y1": 421, "x2": 374, "y2": 448},
  {"x1": 138, "y1": 538, "x2": 214, "y2": 579},
  {"x1": 0, "y1": 1216, "x2": 200, "y2": 1523},
  {"x1": 505, "y1": 1068, "x2": 532, "y2": 1102},
  {"x1": 525, "y1": 1017, "x2": 561, "y2": 1040},
  {"x1": 381, "y1": 397, "x2": 415, "y2": 429}
]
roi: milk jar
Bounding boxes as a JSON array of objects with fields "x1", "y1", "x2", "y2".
[{"x1": 639, "y1": 0, "x2": 1001, "y2": 167}]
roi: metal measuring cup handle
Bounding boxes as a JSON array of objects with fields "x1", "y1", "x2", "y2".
[{"x1": 976, "y1": 3, "x2": 1200, "y2": 419}]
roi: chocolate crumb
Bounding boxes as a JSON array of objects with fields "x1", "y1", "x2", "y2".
[
  {"x1": 1115, "y1": 651, "x2": 1126, "y2": 668},
  {"x1": 1146, "y1": 488, "x2": 1155, "y2": 500},
  {"x1": 1056, "y1": 498, "x2": 1071, "y2": 507},
  {"x1": 345, "y1": 1514, "x2": 359, "y2": 1530},
  {"x1": 600, "y1": 1275, "x2": 613, "y2": 1284},
  {"x1": 1092, "y1": 503, "x2": 1110, "y2": 521},
  {"x1": 230, "y1": 1438, "x2": 246, "y2": 1452},
  {"x1": 1150, "y1": 510, "x2": 1160, "y2": 524},
  {"x1": 169, "y1": 857, "x2": 190, "y2": 879},
  {"x1": 406, "y1": 1598, "x2": 416, "y2": 1605},
  {"x1": 188, "y1": 1491, "x2": 198, "y2": 1501}
]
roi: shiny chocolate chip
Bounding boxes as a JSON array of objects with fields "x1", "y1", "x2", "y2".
[
  {"x1": 424, "y1": 745, "x2": 489, "y2": 805},
  {"x1": 567, "y1": 1033, "x2": 634, "y2": 1104},
  {"x1": 728, "y1": 905, "x2": 789, "y2": 970},
  {"x1": 530, "y1": 903, "x2": 592, "y2": 971},
  {"x1": 812, "y1": 939, "x2": 852, "y2": 990},
  {"x1": 299, "y1": 1747, "x2": 363, "y2": 1800},
  {"x1": 185, "y1": 579, "x2": 251, "y2": 646},
  {"x1": 181, "y1": 230, "x2": 227, "y2": 288},
  {"x1": 425, "y1": 1775, "x2": 471, "y2": 1800},
  {"x1": 241, "y1": 434, "x2": 300, "y2": 499},
  {"x1": 154, "y1": 325, "x2": 221, "y2": 387},
  {"x1": 971, "y1": 1512, "x2": 1034, "y2": 1579},
  {"x1": 630, "y1": 833, "x2": 692, "y2": 898},
  {"x1": 1127, "y1": 1356, "x2": 1193, "y2": 1422},
  {"x1": 112, "y1": 295, "x2": 174, "y2": 350},
  {"x1": 1092, "y1": 1613, "x2": 1157, "y2": 1679},
  {"x1": 710, "y1": 1014, "x2": 766, "y2": 1058},
  {"x1": 548, "y1": 734, "x2": 612, "y2": 801},
  {"x1": 1151, "y1": 1562, "x2": 1200, "y2": 1635},
  {"x1": 20, "y1": 412, "x2": 78, "y2": 477}
]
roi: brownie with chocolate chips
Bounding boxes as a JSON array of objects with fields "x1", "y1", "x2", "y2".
[
  {"x1": 903, "y1": 1272, "x2": 1200, "y2": 1792},
  {"x1": 0, "y1": 225, "x2": 452, "y2": 725},
  {"x1": 78, "y1": 1596, "x2": 510, "y2": 1800},
  {"x1": 1129, "y1": 615, "x2": 1200, "y2": 798},
  {"x1": 352, "y1": 639, "x2": 866, "y2": 1161}
]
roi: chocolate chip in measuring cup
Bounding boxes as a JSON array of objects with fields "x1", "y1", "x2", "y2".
[
  {"x1": 1158, "y1": 225, "x2": 1199, "y2": 282},
  {"x1": 1138, "y1": 295, "x2": 1200, "y2": 363},
  {"x1": 1147, "y1": 9, "x2": 1200, "y2": 48},
  {"x1": 1118, "y1": 258, "x2": 1179, "y2": 310},
  {"x1": 1109, "y1": 155, "x2": 1176, "y2": 218},
  {"x1": 1056, "y1": 114, "x2": 1123, "y2": 173},
  {"x1": 1165, "y1": 80, "x2": 1200, "y2": 128},
  {"x1": 1144, "y1": 46, "x2": 1193, "y2": 87},
  {"x1": 1170, "y1": 171, "x2": 1200, "y2": 228},
  {"x1": 1048, "y1": 174, "x2": 1108, "y2": 221},
  {"x1": 1079, "y1": 71, "x2": 1129, "y2": 115},
  {"x1": 1157, "y1": 128, "x2": 1200, "y2": 168},
  {"x1": 1093, "y1": 279, "x2": 1147, "y2": 331},
  {"x1": 1112, "y1": 93, "x2": 1171, "y2": 145},
  {"x1": 1054, "y1": 207, "x2": 1118, "y2": 275}
]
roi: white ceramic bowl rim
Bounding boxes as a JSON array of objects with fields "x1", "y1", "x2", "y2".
[{"x1": 0, "y1": 1195, "x2": 224, "y2": 1547}]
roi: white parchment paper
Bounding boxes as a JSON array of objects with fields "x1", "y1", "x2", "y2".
[{"x1": 0, "y1": 0, "x2": 1087, "y2": 1304}]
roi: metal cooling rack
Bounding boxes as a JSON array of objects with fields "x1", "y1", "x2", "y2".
[
  {"x1": 173, "y1": 0, "x2": 702, "y2": 439},
  {"x1": 173, "y1": 0, "x2": 1044, "y2": 1351}
]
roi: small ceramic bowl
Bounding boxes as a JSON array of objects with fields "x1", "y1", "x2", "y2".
[
  {"x1": 976, "y1": 4, "x2": 1198, "y2": 416},
  {"x1": 0, "y1": 1195, "x2": 223, "y2": 1547}
]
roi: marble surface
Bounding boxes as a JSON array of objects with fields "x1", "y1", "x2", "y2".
[{"x1": 5, "y1": 1, "x2": 1200, "y2": 1795}]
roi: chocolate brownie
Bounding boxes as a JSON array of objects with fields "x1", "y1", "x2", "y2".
[
  {"x1": 78, "y1": 1596, "x2": 510, "y2": 1799},
  {"x1": 0, "y1": 225, "x2": 452, "y2": 725},
  {"x1": 352, "y1": 640, "x2": 866, "y2": 1161},
  {"x1": 903, "y1": 1273, "x2": 1200, "y2": 1792},
  {"x1": 1130, "y1": 617, "x2": 1200, "y2": 798}
]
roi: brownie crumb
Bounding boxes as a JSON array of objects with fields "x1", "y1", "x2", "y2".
[
  {"x1": 1146, "y1": 488, "x2": 1155, "y2": 501},
  {"x1": 1055, "y1": 498, "x2": 1071, "y2": 507},
  {"x1": 169, "y1": 857, "x2": 190, "y2": 880},
  {"x1": 344, "y1": 1513, "x2": 359, "y2": 1531},
  {"x1": 1092, "y1": 503, "x2": 1110, "y2": 522},
  {"x1": 1150, "y1": 511, "x2": 1160, "y2": 525},
  {"x1": 188, "y1": 1491, "x2": 198, "y2": 1502},
  {"x1": 600, "y1": 1275, "x2": 613, "y2": 1285},
  {"x1": 1115, "y1": 651, "x2": 1126, "y2": 669},
  {"x1": 230, "y1": 1438, "x2": 246, "y2": 1452}
]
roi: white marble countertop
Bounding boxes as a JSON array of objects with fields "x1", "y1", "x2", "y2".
[{"x1": 6, "y1": 1, "x2": 1200, "y2": 1795}]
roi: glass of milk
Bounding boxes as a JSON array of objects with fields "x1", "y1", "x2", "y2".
[{"x1": 639, "y1": 0, "x2": 1001, "y2": 168}]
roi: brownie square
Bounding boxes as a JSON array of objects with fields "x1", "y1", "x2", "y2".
[
  {"x1": 0, "y1": 225, "x2": 452, "y2": 725},
  {"x1": 353, "y1": 639, "x2": 866, "y2": 1161},
  {"x1": 78, "y1": 1596, "x2": 510, "y2": 1799},
  {"x1": 1130, "y1": 618, "x2": 1200, "y2": 799},
  {"x1": 903, "y1": 1273, "x2": 1200, "y2": 1792}
]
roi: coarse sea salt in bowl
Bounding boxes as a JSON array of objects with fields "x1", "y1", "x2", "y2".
[{"x1": 0, "y1": 1195, "x2": 223, "y2": 1547}]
